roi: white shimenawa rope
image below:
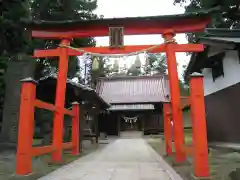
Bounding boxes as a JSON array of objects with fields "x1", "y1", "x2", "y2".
[
  {"x1": 122, "y1": 116, "x2": 138, "y2": 123},
  {"x1": 59, "y1": 38, "x2": 176, "y2": 58}
]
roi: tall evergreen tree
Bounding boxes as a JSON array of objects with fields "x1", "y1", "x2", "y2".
[
  {"x1": 0, "y1": 0, "x2": 34, "y2": 143},
  {"x1": 144, "y1": 53, "x2": 167, "y2": 75},
  {"x1": 179, "y1": 79, "x2": 190, "y2": 96},
  {"x1": 127, "y1": 55, "x2": 142, "y2": 76},
  {"x1": 0, "y1": 0, "x2": 100, "y2": 144},
  {"x1": 174, "y1": 0, "x2": 240, "y2": 42},
  {"x1": 90, "y1": 56, "x2": 112, "y2": 88},
  {"x1": 30, "y1": 0, "x2": 98, "y2": 79}
]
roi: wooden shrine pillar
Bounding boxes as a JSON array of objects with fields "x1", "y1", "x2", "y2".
[
  {"x1": 51, "y1": 39, "x2": 71, "y2": 162},
  {"x1": 79, "y1": 103, "x2": 86, "y2": 152},
  {"x1": 163, "y1": 30, "x2": 186, "y2": 162},
  {"x1": 95, "y1": 113, "x2": 99, "y2": 143},
  {"x1": 189, "y1": 73, "x2": 209, "y2": 178},
  {"x1": 117, "y1": 115, "x2": 121, "y2": 136},
  {"x1": 142, "y1": 114, "x2": 145, "y2": 134},
  {"x1": 72, "y1": 102, "x2": 80, "y2": 155},
  {"x1": 163, "y1": 103, "x2": 172, "y2": 156},
  {"x1": 92, "y1": 107, "x2": 99, "y2": 143}
]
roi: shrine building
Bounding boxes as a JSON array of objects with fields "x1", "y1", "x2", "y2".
[
  {"x1": 96, "y1": 75, "x2": 170, "y2": 136},
  {"x1": 96, "y1": 75, "x2": 191, "y2": 136}
]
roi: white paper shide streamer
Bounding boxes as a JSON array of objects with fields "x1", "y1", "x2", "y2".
[{"x1": 122, "y1": 116, "x2": 138, "y2": 124}]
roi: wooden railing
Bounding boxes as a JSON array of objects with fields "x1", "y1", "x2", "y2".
[{"x1": 16, "y1": 78, "x2": 80, "y2": 175}]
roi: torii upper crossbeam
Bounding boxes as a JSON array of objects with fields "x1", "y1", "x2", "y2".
[{"x1": 24, "y1": 12, "x2": 211, "y2": 39}]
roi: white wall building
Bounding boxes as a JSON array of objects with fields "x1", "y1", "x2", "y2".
[{"x1": 185, "y1": 28, "x2": 240, "y2": 144}]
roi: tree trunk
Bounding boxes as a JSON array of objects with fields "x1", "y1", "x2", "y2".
[{"x1": 0, "y1": 54, "x2": 36, "y2": 146}]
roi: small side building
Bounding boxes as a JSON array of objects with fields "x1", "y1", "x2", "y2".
[
  {"x1": 35, "y1": 74, "x2": 110, "y2": 146},
  {"x1": 96, "y1": 75, "x2": 170, "y2": 136},
  {"x1": 185, "y1": 28, "x2": 240, "y2": 143}
]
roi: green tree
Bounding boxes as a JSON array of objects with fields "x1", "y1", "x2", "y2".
[
  {"x1": 88, "y1": 56, "x2": 112, "y2": 88},
  {"x1": 144, "y1": 53, "x2": 167, "y2": 75},
  {"x1": 179, "y1": 64, "x2": 190, "y2": 96},
  {"x1": 0, "y1": 0, "x2": 100, "y2": 144},
  {"x1": 30, "y1": 0, "x2": 98, "y2": 79},
  {"x1": 179, "y1": 79, "x2": 190, "y2": 96},
  {"x1": 174, "y1": 0, "x2": 240, "y2": 42},
  {"x1": 0, "y1": 0, "x2": 34, "y2": 143},
  {"x1": 127, "y1": 55, "x2": 142, "y2": 76}
]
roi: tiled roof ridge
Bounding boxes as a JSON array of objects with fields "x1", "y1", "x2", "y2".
[
  {"x1": 37, "y1": 73, "x2": 111, "y2": 108},
  {"x1": 97, "y1": 74, "x2": 168, "y2": 81},
  {"x1": 38, "y1": 73, "x2": 94, "y2": 91}
]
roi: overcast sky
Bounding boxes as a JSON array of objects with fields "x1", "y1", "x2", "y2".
[
  {"x1": 95, "y1": 0, "x2": 190, "y2": 77},
  {"x1": 78, "y1": 0, "x2": 190, "y2": 79}
]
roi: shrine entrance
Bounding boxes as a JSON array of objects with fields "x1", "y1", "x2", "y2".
[
  {"x1": 121, "y1": 115, "x2": 141, "y2": 131},
  {"x1": 16, "y1": 8, "x2": 216, "y2": 178},
  {"x1": 119, "y1": 113, "x2": 142, "y2": 138},
  {"x1": 124, "y1": 120, "x2": 138, "y2": 131}
]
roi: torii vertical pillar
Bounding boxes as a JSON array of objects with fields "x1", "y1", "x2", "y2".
[
  {"x1": 163, "y1": 102, "x2": 172, "y2": 156},
  {"x1": 163, "y1": 30, "x2": 186, "y2": 162},
  {"x1": 52, "y1": 39, "x2": 71, "y2": 162},
  {"x1": 189, "y1": 72, "x2": 209, "y2": 178}
]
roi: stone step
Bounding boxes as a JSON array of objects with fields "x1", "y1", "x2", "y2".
[{"x1": 120, "y1": 131, "x2": 142, "y2": 139}]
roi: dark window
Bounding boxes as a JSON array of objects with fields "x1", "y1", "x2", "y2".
[{"x1": 210, "y1": 53, "x2": 225, "y2": 82}]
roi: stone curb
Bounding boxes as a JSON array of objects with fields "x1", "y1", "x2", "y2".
[{"x1": 145, "y1": 140, "x2": 184, "y2": 180}]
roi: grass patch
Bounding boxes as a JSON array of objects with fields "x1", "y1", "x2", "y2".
[
  {"x1": 0, "y1": 142, "x2": 103, "y2": 180},
  {"x1": 148, "y1": 137, "x2": 240, "y2": 180},
  {"x1": 184, "y1": 129, "x2": 192, "y2": 145}
]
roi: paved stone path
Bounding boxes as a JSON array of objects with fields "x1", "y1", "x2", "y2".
[{"x1": 38, "y1": 139, "x2": 183, "y2": 180}]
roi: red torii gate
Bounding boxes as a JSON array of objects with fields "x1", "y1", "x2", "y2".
[{"x1": 17, "y1": 11, "x2": 212, "y2": 178}]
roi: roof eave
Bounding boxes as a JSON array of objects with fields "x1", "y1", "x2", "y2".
[
  {"x1": 205, "y1": 28, "x2": 240, "y2": 37},
  {"x1": 199, "y1": 37, "x2": 240, "y2": 47},
  {"x1": 21, "y1": 7, "x2": 218, "y2": 33},
  {"x1": 184, "y1": 34, "x2": 240, "y2": 79},
  {"x1": 38, "y1": 75, "x2": 110, "y2": 109}
]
